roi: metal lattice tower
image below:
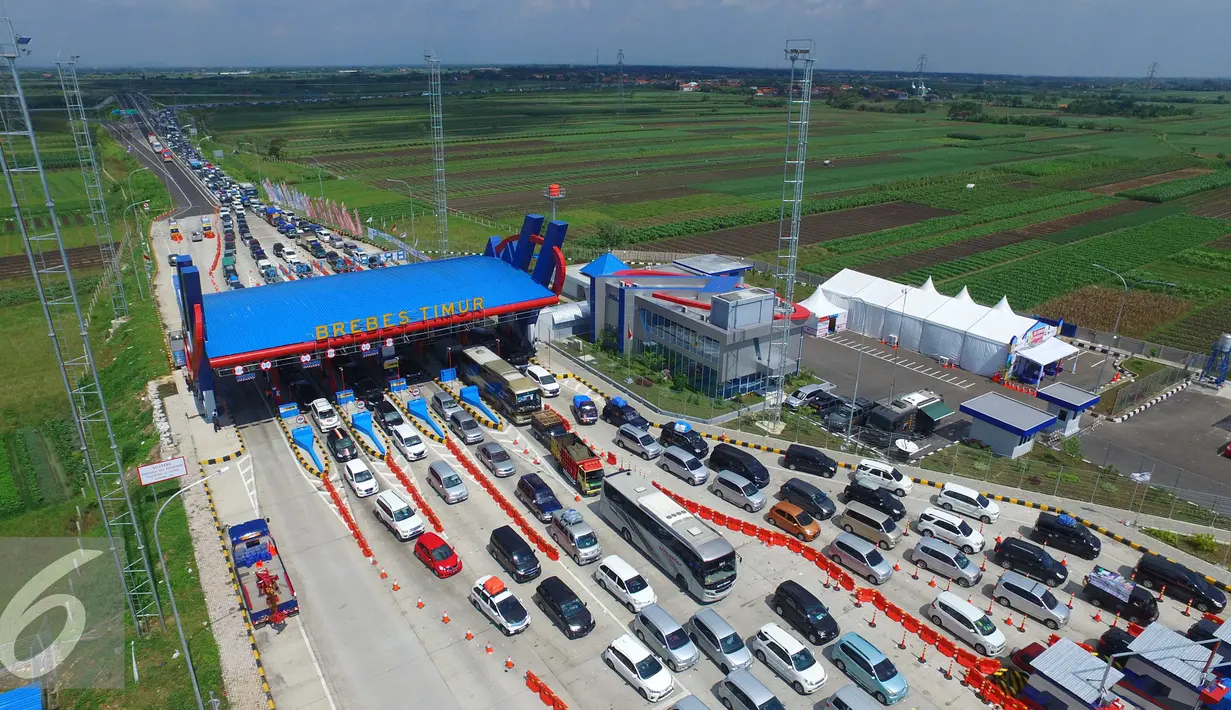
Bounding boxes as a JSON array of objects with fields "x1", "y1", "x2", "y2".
[
  {"x1": 0, "y1": 22, "x2": 162, "y2": 634},
  {"x1": 913, "y1": 54, "x2": 928, "y2": 97},
  {"x1": 56, "y1": 55, "x2": 127, "y2": 321},
  {"x1": 424, "y1": 51, "x2": 449, "y2": 254},
  {"x1": 616, "y1": 49, "x2": 626, "y2": 115},
  {"x1": 767, "y1": 40, "x2": 816, "y2": 425},
  {"x1": 1146, "y1": 62, "x2": 1160, "y2": 92}
]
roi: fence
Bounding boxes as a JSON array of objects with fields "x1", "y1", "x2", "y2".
[
  {"x1": 1111, "y1": 365, "x2": 1191, "y2": 415},
  {"x1": 1070, "y1": 324, "x2": 1210, "y2": 371},
  {"x1": 561, "y1": 247, "x2": 705, "y2": 265}
]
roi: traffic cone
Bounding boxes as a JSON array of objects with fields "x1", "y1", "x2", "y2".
[
  {"x1": 1112, "y1": 612, "x2": 1121, "y2": 628},
  {"x1": 968, "y1": 595, "x2": 974, "y2": 606},
  {"x1": 1093, "y1": 610, "x2": 1103, "y2": 623},
  {"x1": 899, "y1": 627, "x2": 909, "y2": 650},
  {"x1": 1182, "y1": 599, "x2": 1193, "y2": 617},
  {"x1": 380, "y1": 567, "x2": 388, "y2": 579},
  {"x1": 371, "y1": 556, "x2": 378, "y2": 566},
  {"x1": 523, "y1": 448, "x2": 529, "y2": 455},
  {"x1": 513, "y1": 436, "x2": 518, "y2": 446},
  {"x1": 980, "y1": 558, "x2": 987, "y2": 572},
  {"x1": 1017, "y1": 615, "x2": 1027, "y2": 633},
  {"x1": 945, "y1": 579, "x2": 952, "y2": 592},
  {"x1": 945, "y1": 657, "x2": 955, "y2": 680},
  {"x1": 1004, "y1": 612, "x2": 1014, "y2": 626},
  {"x1": 893, "y1": 561, "x2": 902, "y2": 572},
  {"x1": 912, "y1": 562, "x2": 920, "y2": 580},
  {"x1": 929, "y1": 575, "x2": 937, "y2": 588},
  {"x1": 869, "y1": 609, "x2": 878, "y2": 628},
  {"x1": 1061, "y1": 555, "x2": 1068, "y2": 567},
  {"x1": 1157, "y1": 584, "x2": 1166, "y2": 602},
  {"x1": 443, "y1": 610, "x2": 451, "y2": 624},
  {"x1": 918, "y1": 645, "x2": 928, "y2": 665},
  {"x1": 986, "y1": 598, "x2": 995, "y2": 615},
  {"x1": 466, "y1": 628, "x2": 474, "y2": 641},
  {"x1": 1067, "y1": 592, "x2": 1075, "y2": 609},
  {"x1": 485, "y1": 642, "x2": 493, "y2": 654},
  {"x1": 417, "y1": 596, "x2": 425, "y2": 609},
  {"x1": 505, "y1": 656, "x2": 515, "y2": 670},
  {"x1": 995, "y1": 535, "x2": 1003, "y2": 545}
]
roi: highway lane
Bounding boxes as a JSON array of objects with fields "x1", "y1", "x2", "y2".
[{"x1": 108, "y1": 94, "x2": 216, "y2": 219}]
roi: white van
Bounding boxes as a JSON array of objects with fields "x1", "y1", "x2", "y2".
[
  {"x1": 595, "y1": 555, "x2": 656, "y2": 613},
  {"x1": 372, "y1": 490, "x2": 425, "y2": 541},
  {"x1": 853, "y1": 459, "x2": 912, "y2": 497},
  {"x1": 281, "y1": 246, "x2": 299, "y2": 262},
  {"x1": 937, "y1": 482, "x2": 1000, "y2": 523},
  {"x1": 929, "y1": 591, "x2": 1005, "y2": 657},
  {"x1": 388, "y1": 423, "x2": 427, "y2": 461}
]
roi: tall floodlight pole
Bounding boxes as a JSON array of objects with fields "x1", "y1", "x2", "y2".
[
  {"x1": 384, "y1": 178, "x2": 418, "y2": 247},
  {"x1": 616, "y1": 49, "x2": 626, "y2": 116},
  {"x1": 424, "y1": 51, "x2": 449, "y2": 254},
  {"x1": 766, "y1": 40, "x2": 815, "y2": 426},
  {"x1": 0, "y1": 21, "x2": 162, "y2": 634},
  {"x1": 56, "y1": 53, "x2": 128, "y2": 320}
]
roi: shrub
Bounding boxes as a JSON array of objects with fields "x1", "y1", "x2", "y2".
[
  {"x1": 1186, "y1": 533, "x2": 1220, "y2": 555},
  {"x1": 1143, "y1": 528, "x2": 1181, "y2": 547}
]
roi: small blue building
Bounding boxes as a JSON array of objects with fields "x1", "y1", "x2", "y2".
[
  {"x1": 959, "y1": 392, "x2": 1057, "y2": 459},
  {"x1": 1035, "y1": 382, "x2": 1100, "y2": 437}
]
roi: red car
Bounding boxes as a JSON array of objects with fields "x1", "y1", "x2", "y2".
[{"x1": 414, "y1": 532, "x2": 462, "y2": 578}]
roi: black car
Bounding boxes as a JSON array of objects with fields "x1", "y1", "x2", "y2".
[
  {"x1": 353, "y1": 378, "x2": 385, "y2": 408},
  {"x1": 487, "y1": 525, "x2": 541, "y2": 583},
  {"x1": 535, "y1": 575, "x2": 594, "y2": 639},
  {"x1": 841, "y1": 480, "x2": 905, "y2": 521},
  {"x1": 601, "y1": 397, "x2": 648, "y2": 429},
  {"x1": 708, "y1": 443, "x2": 769, "y2": 489},
  {"x1": 993, "y1": 538, "x2": 1067, "y2": 588},
  {"x1": 810, "y1": 393, "x2": 846, "y2": 418},
  {"x1": 373, "y1": 400, "x2": 405, "y2": 433},
  {"x1": 778, "y1": 477, "x2": 836, "y2": 521},
  {"x1": 515, "y1": 473, "x2": 563, "y2": 523},
  {"x1": 658, "y1": 421, "x2": 708, "y2": 459},
  {"x1": 325, "y1": 428, "x2": 358, "y2": 463},
  {"x1": 273, "y1": 242, "x2": 285, "y2": 257},
  {"x1": 1081, "y1": 566, "x2": 1158, "y2": 624},
  {"x1": 1030, "y1": 512, "x2": 1101, "y2": 560},
  {"x1": 771, "y1": 580, "x2": 839, "y2": 646},
  {"x1": 1134, "y1": 552, "x2": 1227, "y2": 613},
  {"x1": 1096, "y1": 626, "x2": 1137, "y2": 668},
  {"x1": 781, "y1": 443, "x2": 837, "y2": 478}
]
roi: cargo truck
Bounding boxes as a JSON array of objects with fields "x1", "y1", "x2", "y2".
[
  {"x1": 226, "y1": 519, "x2": 299, "y2": 627},
  {"x1": 531, "y1": 410, "x2": 604, "y2": 496}
]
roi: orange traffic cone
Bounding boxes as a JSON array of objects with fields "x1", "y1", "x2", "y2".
[
  {"x1": 465, "y1": 628, "x2": 474, "y2": 641},
  {"x1": 1004, "y1": 612, "x2": 1014, "y2": 626},
  {"x1": 918, "y1": 645, "x2": 928, "y2": 665},
  {"x1": 417, "y1": 596, "x2": 425, "y2": 609},
  {"x1": 1017, "y1": 615, "x2": 1027, "y2": 633},
  {"x1": 392, "y1": 579, "x2": 400, "y2": 591},
  {"x1": 505, "y1": 656, "x2": 515, "y2": 670},
  {"x1": 1093, "y1": 610, "x2": 1103, "y2": 623},
  {"x1": 485, "y1": 642, "x2": 493, "y2": 654},
  {"x1": 986, "y1": 598, "x2": 995, "y2": 615},
  {"x1": 929, "y1": 575, "x2": 937, "y2": 588},
  {"x1": 443, "y1": 610, "x2": 451, "y2": 624},
  {"x1": 1157, "y1": 584, "x2": 1167, "y2": 602},
  {"x1": 893, "y1": 561, "x2": 901, "y2": 572},
  {"x1": 380, "y1": 567, "x2": 388, "y2": 579}
]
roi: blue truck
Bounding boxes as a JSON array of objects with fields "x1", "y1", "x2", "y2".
[{"x1": 226, "y1": 519, "x2": 299, "y2": 627}]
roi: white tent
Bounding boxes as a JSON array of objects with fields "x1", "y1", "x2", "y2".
[
  {"x1": 818, "y1": 269, "x2": 877, "y2": 313},
  {"x1": 800, "y1": 288, "x2": 847, "y2": 335},
  {"x1": 1016, "y1": 336, "x2": 1078, "y2": 366},
  {"x1": 881, "y1": 288, "x2": 950, "y2": 351},
  {"x1": 848, "y1": 278, "x2": 906, "y2": 339},
  {"x1": 960, "y1": 297, "x2": 1041, "y2": 376},
  {"x1": 918, "y1": 293, "x2": 988, "y2": 362}
]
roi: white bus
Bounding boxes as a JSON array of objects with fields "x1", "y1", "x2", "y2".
[
  {"x1": 457, "y1": 345, "x2": 541, "y2": 425},
  {"x1": 598, "y1": 471, "x2": 738, "y2": 602}
]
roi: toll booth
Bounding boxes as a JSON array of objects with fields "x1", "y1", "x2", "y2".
[{"x1": 1035, "y1": 382, "x2": 1099, "y2": 438}]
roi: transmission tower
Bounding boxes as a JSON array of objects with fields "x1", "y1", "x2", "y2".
[
  {"x1": 0, "y1": 21, "x2": 162, "y2": 633},
  {"x1": 1146, "y1": 62, "x2": 1160, "y2": 92},
  {"x1": 766, "y1": 40, "x2": 816, "y2": 426},
  {"x1": 913, "y1": 54, "x2": 928, "y2": 97},
  {"x1": 595, "y1": 50, "x2": 600, "y2": 89},
  {"x1": 424, "y1": 51, "x2": 449, "y2": 254},
  {"x1": 616, "y1": 49, "x2": 626, "y2": 115},
  {"x1": 56, "y1": 54, "x2": 127, "y2": 321}
]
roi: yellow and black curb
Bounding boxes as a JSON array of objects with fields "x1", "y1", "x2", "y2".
[
  {"x1": 202, "y1": 444, "x2": 246, "y2": 466},
  {"x1": 347, "y1": 414, "x2": 386, "y2": 461},
  {"x1": 200, "y1": 466, "x2": 277, "y2": 710},
  {"x1": 433, "y1": 377, "x2": 503, "y2": 430},
  {"x1": 276, "y1": 416, "x2": 324, "y2": 478}
]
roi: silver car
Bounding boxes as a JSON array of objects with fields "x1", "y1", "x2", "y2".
[
  {"x1": 632, "y1": 604, "x2": 700, "y2": 672},
  {"x1": 617, "y1": 424, "x2": 661, "y2": 460},
  {"x1": 431, "y1": 390, "x2": 462, "y2": 420},
  {"x1": 660, "y1": 446, "x2": 710, "y2": 486},
  {"x1": 687, "y1": 607, "x2": 753, "y2": 675},
  {"x1": 826, "y1": 532, "x2": 894, "y2": 586},
  {"x1": 708, "y1": 470, "x2": 766, "y2": 513},
  {"x1": 449, "y1": 410, "x2": 485, "y2": 445},
  {"x1": 912, "y1": 538, "x2": 982, "y2": 588},
  {"x1": 477, "y1": 442, "x2": 516, "y2": 478},
  {"x1": 994, "y1": 570, "x2": 1071, "y2": 630},
  {"x1": 427, "y1": 460, "x2": 468, "y2": 504}
]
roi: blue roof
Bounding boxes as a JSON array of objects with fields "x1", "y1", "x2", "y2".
[
  {"x1": 1035, "y1": 382, "x2": 1100, "y2": 411},
  {"x1": 202, "y1": 255, "x2": 554, "y2": 360},
  {"x1": 960, "y1": 392, "x2": 1056, "y2": 437},
  {"x1": 0, "y1": 685, "x2": 41, "y2": 710},
  {"x1": 580, "y1": 253, "x2": 629, "y2": 277}
]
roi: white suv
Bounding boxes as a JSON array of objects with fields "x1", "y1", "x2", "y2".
[
  {"x1": 853, "y1": 459, "x2": 913, "y2": 497},
  {"x1": 937, "y1": 482, "x2": 1000, "y2": 524},
  {"x1": 388, "y1": 423, "x2": 427, "y2": 461},
  {"x1": 373, "y1": 490, "x2": 425, "y2": 541},
  {"x1": 916, "y1": 507, "x2": 985, "y2": 554},
  {"x1": 602, "y1": 634, "x2": 674, "y2": 702},
  {"x1": 524, "y1": 364, "x2": 560, "y2": 398},
  {"x1": 748, "y1": 622, "x2": 828, "y2": 694},
  {"x1": 309, "y1": 398, "x2": 341, "y2": 431},
  {"x1": 343, "y1": 460, "x2": 378, "y2": 497}
]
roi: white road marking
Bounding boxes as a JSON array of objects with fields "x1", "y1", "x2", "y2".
[{"x1": 296, "y1": 619, "x2": 340, "y2": 710}]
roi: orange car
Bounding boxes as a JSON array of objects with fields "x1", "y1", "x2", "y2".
[{"x1": 767, "y1": 501, "x2": 821, "y2": 542}]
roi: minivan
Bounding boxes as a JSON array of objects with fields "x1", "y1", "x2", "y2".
[
  {"x1": 937, "y1": 482, "x2": 1000, "y2": 524},
  {"x1": 916, "y1": 507, "x2": 984, "y2": 554},
  {"x1": 994, "y1": 570, "x2": 1071, "y2": 630},
  {"x1": 994, "y1": 537, "x2": 1067, "y2": 588},
  {"x1": 929, "y1": 591, "x2": 1005, "y2": 657},
  {"x1": 778, "y1": 477, "x2": 836, "y2": 521},
  {"x1": 488, "y1": 525, "x2": 541, "y2": 583},
  {"x1": 819, "y1": 684, "x2": 882, "y2": 710},
  {"x1": 912, "y1": 538, "x2": 981, "y2": 588},
  {"x1": 687, "y1": 608, "x2": 753, "y2": 674},
  {"x1": 715, "y1": 669, "x2": 783, "y2": 710},
  {"x1": 840, "y1": 501, "x2": 902, "y2": 550},
  {"x1": 427, "y1": 460, "x2": 468, "y2": 504},
  {"x1": 1031, "y1": 512, "x2": 1101, "y2": 560},
  {"x1": 449, "y1": 410, "x2": 485, "y2": 444},
  {"x1": 1134, "y1": 552, "x2": 1227, "y2": 613},
  {"x1": 372, "y1": 490, "x2": 425, "y2": 541},
  {"x1": 632, "y1": 604, "x2": 700, "y2": 672},
  {"x1": 659, "y1": 446, "x2": 710, "y2": 485},
  {"x1": 853, "y1": 459, "x2": 912, "y2": 497},
  {"x1": 616, "y1": 424, "x2": 661, "y2": 460},
  {"x1": 771, "y1": 579, "x2": 839, "y2": 645},
  {"x1": 658, "y1": 420, "x2": 708, "y2": 458},
  {"x1": 534, "y1": 575, "x2": 594, "y2": 639},
  {"x1": 826, "y1": 532, "x2": 894, "y2": 586},
  {"x1": 767, "y1": 502, "x2": 821, "y2": 542},
  {"x1": 830, "y1": 633, "x2": 909, "y2": 705},
  {"x1": 708, "y1": 470, "x2": 766, "y2": 513},
  {"x1": 595, "y1": 555, "x2": 657, "y2": 612},
  {"x1": 431, "y1": 390, "x2": 462, "y2": 420},
  {"x1": 708, "y1": 443, "x2": 769, "y2": 488},
  {"x1": 782, "y1": 444, "x2": 838, "y2": 478}
]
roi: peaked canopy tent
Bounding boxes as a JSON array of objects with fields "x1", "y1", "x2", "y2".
[
  {"x1": 846, "y1": 277, "x2": 907, "y2": 339},
  {"x1": 960, "y1": 297, "x2": 1041, "y2": 376},
  {"x1": 881, "y1": 288, "x2": 951, "y2": 352},
  {"x1": 817, "y1": 268, "x2": 878, "y2": 313},
  {"x1": 800, "y1": 288, "x2": 846, "y2": 335},
  {"x1": 918, "y1": 295, "x2": 988, "y2": 363}
]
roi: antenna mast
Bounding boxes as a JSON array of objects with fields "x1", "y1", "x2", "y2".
[
  {"x1": 424, "y1": 50, "x2": 449, "y2": 254},
  {"x1": 766, "y1": 39, "x2": 816, "y2": 426},
  {"x1": 1145, "y1": 62, "x2": 1159, "y2": 92},
  {"x1": 616, "y1": 49, "x2": 626, "y2": 116}
]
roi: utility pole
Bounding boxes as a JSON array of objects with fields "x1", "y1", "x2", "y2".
[
  {"x1": 1146, "y1": 62, "x2": 1160, "y2": 92},
  {"x1": 424, "y1": 51, "x2": 449, "y2": 254},
  {"x1": 616, "y1": 49, "x2": 626, "y2": 116},
  {"x1": 766, "y1": 40, "x2": 816, "y2": 426}
]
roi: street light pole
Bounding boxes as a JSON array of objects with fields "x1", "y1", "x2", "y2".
[
  {"x1": 384, "y1": 179, "x2": 417, "y2": 247},
  {"x1": 1091, "y1": 264, "x2": 1175, "y2": 389},
  {"x1": 154, "y1": 465, "x2": 232, "y2": 710},
  {"x1": 309, "y1": 157, "x2": 325, "y2": 199},
  {"x1": 119, "y1": 197, "x2": 148, "y2": 299},
  {"x1": 236, "y1": 141, "x2": 263, "y2": 185}
]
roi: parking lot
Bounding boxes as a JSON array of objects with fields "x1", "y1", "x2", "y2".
[{"x1": 192, "y1": 348, "x2": 1215, "y2": 710}]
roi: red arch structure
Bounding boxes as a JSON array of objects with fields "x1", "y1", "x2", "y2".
[
  {"x1": 609, "y1": 269, "x2": 811, "y2": 322},
  {"x1": 492, "y1": 233, "x2": 566, "y2": 296}
]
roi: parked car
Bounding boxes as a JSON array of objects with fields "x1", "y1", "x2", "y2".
[
  {"x1": 1031, "y1": 512, "x2": 1101, "y2": 560},
  {"x1": 928, "y1": 591, "x2": 1005, "y2": 657},
  {"x1": 993, "y1": 570, "x2": 1070, "y2": 630},
  {"x1": 659, "y1": 446, "x2": 710, "y2": 485},
  {"x1": 826, "y1": 532, "x2": 894, "y2": 586},
  {"x1": 715, "y1": 669, "x2": 784, "y2": 710},
  {"x1": 830, "y1": 633, "x2": 909, "y2": 705},
  {"x1": 632, "y1": 604, "x2": 700, "y2": 672},
  {"x1": 477, "y1": 442, "x2": 516, "y2": 477},
  {"x1": 993, "y1": 537, "x2": 1067, "y2": 588},
  {"x1": 916, "y1": 507, "x2": 985, "y2": 554},
  {"x1": 771, "y1": 579, "x2": 839, "y2": 645},
  {"x1": 325, "y1": 428, "x2": 358, "y2": 462},
  {"x1": 601, "y1": 396, "x2": 649, "y2": 429},
  {"x1": 708, "y1": 443, "x2": 769, "y2": 488},
  {"x1": 778, "y1": 477, "x2": 836, "y2": 521},
  {"x1": 708, "y1": 470, "x2": 766, "y2": 513},
  {"x1": 524, "y1": 364, "x2": 560, "y2": 398},
  {"x1": 784, "y1": 381, "x2": 837, "y2": 409},
  {"x1": 449, "y1": 411, "x2": 485, "y2": 445},
  {"x1": 937, "y1": 482, "x2": 1000, "y2": 523},
  {"x1": 912, "y1": 538, "x2": 981, "y2": 588},
  {"x1": 687, "y1": 608, "x2": 753, "y2": 674},
  {"x1": 748, "y1": 623, "x2": 828, "y2": 695},
  {"x1": 781, "y1": 444, "x2": 837, "y2": 478},
  {"x1": 427, "y1": 461, "x2": 468, "y2": 504},
  {"x1": 534, "y1": 575, "x2": 594, "y2": 639},
  {"x1": 309, "y1": 398, "x2": 341, "y2": 431},
  {"x1": 515, "y1": 473, "x2": 563, "y2": 522},
  {"x1": 342, "y1": 459, "x2": 377, "y2": 496},
  {"x1": 842, "y1": 480, "x2": 906, "y2": 521},
  {"x1": 853, "y1": 459, "x2": 912, "y2": 497},
  {"x1": 603, "y1": 634, "x2": 674, "y2": 702},
  {"x1": 595, "y1": 555, "x2": 656, "y2": 612},
  {"x1": 372, "y1": 490, "x2": 424, "y2": 541},
  {"x1": 658, "y1": 420, "x2": 709, "y2": 458},
  {"x1": 768, "y1": 501, "x2": 821, "y2": 542},
  {"x1": 413, "y1": 532, "x2": 462, "y2": 578},
  {"x1": 616, "y1": 424, "x2": 662, "y2": 460},
  {"x1": 487, "y1": 525, "x2": 541, "y2": 583},
  {"x1": 1134, "y1": 552, "x2": 1227, "y2": 613}
]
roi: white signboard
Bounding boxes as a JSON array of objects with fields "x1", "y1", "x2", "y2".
[{"x1": 137, "y1": 457, "x2": 188, "y2": 486}]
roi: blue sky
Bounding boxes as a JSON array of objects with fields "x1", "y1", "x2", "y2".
[{"x1": 12, "y1": 0, "x2": 1229, "y2": 77}]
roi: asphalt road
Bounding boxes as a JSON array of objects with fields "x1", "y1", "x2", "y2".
[{"x1": 107, "y1": 94, "x2": 217, "y2": 220}]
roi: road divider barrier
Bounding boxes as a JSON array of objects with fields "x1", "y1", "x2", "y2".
[
  {"x1": 524, "y1": 671, "x2": 568, "y2": 710},
  {"x1": 385, "y1": 454, "x2": 444, "y2": 533},
  {"x1": 320, "y1": 471, "x2": 373, "y2": 559}
]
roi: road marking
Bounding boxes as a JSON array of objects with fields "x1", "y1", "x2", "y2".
[
  {"x1": 1089, "y1": 358, "x2": 1106, "y2": 369},
  {"x1": 296, "y1": 619, "x2": 340, "y2": 710}
]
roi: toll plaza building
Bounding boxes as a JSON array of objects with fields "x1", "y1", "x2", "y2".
[
  {"x1": 580, "y1": 254, "x2": 813, "y2": 398},
  {"x1": 170, "y1": 214, "x2": 567, "y2": 419}
]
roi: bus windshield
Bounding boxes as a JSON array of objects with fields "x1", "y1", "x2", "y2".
[{"x1": 702, "y1": 553, "x2": 737, "y2": 588}]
